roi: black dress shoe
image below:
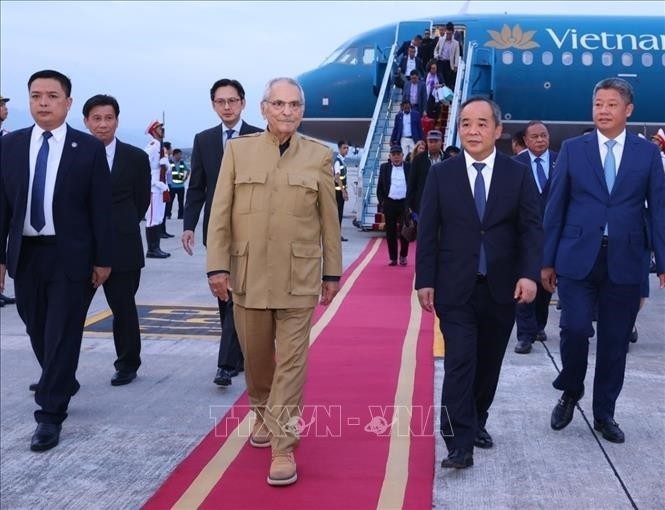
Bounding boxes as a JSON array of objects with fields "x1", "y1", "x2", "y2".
[
  {"x1": 30, "y1": 423, "x2": 62, "y2": 452},
  {"x1": 0, "y1": 293, "x2": 16, "y2": 304},
  {"x1": 111, "y1": 370, "x2": 137, "y2": 386},
  {"x1": 535, "y1": 330, "x2": 547, "y2": 342},
  {"x1": 146, "y1": 249, "x2": 170, "y2": 259},
  {"x1": 341, "y1": 236, "x2": 348, "y2": 242},
  {"x1": 213, "y1": 368, "x2": 234, "y2": 386},
  {"x1": 551, "y1": 390, "x2": 583, "y2": 430},
  {"x1": 594, "y1": 418, "x2": 625, "y2": 443},
  {"x1": 474, "y1": 426, "x2": 493, "y2": 449},
  {"x1": 514, "y1": 340, "x2": 533, "y2": 354},
  {"x1": 441, "y1": 449, "x2": 473, "y2": 469},
  {"x1": 30, "y1": 381, "x2": 80, "y2": 396},
  {"x1": 160, "y1": 232, "x2": 175, "y2": 239}
]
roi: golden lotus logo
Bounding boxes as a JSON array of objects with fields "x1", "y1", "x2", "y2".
[{"x1": 485, "y1": 24, "x2": 540, "y2": 49}]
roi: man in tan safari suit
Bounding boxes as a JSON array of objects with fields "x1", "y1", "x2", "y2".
[{"x1": 207, "y1": 77, "x2": 342, "y2": 486}]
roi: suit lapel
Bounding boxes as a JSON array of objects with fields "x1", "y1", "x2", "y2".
[
  {"x1": 110, "y1": 140, "x2": 124, "y2": 184},
  {"x1": 584, "y1": 133, "x2": 608, "y2": 194},
  {"x1": 612, "y1": 133, "x2": 635, "y2": 193},
  {"x1": 484, "y1": 157, "x2": 504, "y2": 223},
  {"x1": 53, "y1": 125, "x2": 77, "y2": 198},
  {"x1": 16, "y1": 128, "x2": 32, "y2": 218},
  {"x1": 452, "y1": 157, "x2": 479, "y2": 224}
]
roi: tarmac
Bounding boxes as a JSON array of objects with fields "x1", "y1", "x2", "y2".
[{"x1": 1, "y1": 196, "x2": 664, "y2": 509}]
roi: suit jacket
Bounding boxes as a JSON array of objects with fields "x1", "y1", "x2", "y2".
[
  {"x1": 0, "y1": 125, "x2": 112, "y2": 279},
  {"x1": 415, "y1": 152, "x2": 543, "y2": 305},
  {"x1": 402, "y1": 80, "x2": 428, "y2": 114},
  {"x1": 513, "y1": 149, "x2": 558, "y2": 212},
  {"x1": 390, "y1": 110, "x2": 424, "y2": 145},
  {"x1": 377, "y1": 161, "x2": 411, "y2": 205},
  {"x1": 206, "y1": 131, "x2": 342, "y2": 309},
  {"x1": 433, "y1": 37, "x2": 461, "y2": 71},
  {"x1": 407, "y1": 151, "x2": 445, "y2": 213},
  {"x1": 543, "y1": 130, "x2": 665, "y2": 283},
  {"x1": 184, "y1": 120, "x2": 262, "y2": 246},
  {"x1": 110, "y1": 140, "x2": 151, "y2": 271},
  {"x1": 398, "y1": 55, "x2": 425, "y2": 78}
]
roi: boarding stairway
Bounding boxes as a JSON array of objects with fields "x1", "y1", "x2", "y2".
[{"x1": 356, "y1": 26, "x2": 495, "y2": 231}]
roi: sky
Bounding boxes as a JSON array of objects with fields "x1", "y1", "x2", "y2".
[{"x1": 1, "y1": 1, "x2": 661, "y2": 148}]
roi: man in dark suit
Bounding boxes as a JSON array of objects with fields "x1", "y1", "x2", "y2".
[
  {"x1": 397, "y1": 46, "x2": 425, "y2": 80},
  {"x1": 407, "y1": 129, "x2": 445, "y2": 216},
  {"x1": 83, "y1": 94, "x2": 151, "y2": 386},
  {"x1": 402, "y1": 70, "x2": 428, "y2": 115},
  {"x1": 513, "y1": 121, "x2": 558, "y2": 354},
  {"x1": 377, "y1": 145, "x2": 411, "y2": 266},
  {"x1": 0, "y1": 70, "x2": 112, "y2": 451},
  {"x1": 390, "y1": 100, "x2": 423, "y2": 158},
  {"x1": 182, "y1": 78, "x2": 262, "y2": 386},
  {"x1": 543, "y1": 78, "x2": 665, "y2": 444},
  {"x1": 416, "y1": 97, "x2": 542, "y2": 468}
]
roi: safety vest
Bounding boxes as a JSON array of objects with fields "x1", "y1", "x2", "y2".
[
  {"x1": 171, "y1": 161, "x2": 187, "y2": 185},
  {"x1": 334, "y1": 155, "x2": 347, "y2": 191}
]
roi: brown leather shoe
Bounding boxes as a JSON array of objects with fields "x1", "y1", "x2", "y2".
[
  {"x1": 249, "y1": 419, "x2": 271, "y2": 448},
  {"x1": 267, "y1": 450, "x2": 297, "y2": 486}
]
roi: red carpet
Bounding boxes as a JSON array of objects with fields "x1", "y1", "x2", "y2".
[{"x1": 144, "y1": 239, "x2": 434, "y2": 510}]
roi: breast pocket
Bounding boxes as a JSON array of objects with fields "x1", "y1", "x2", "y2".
[
  {"x1": 287, "y1": 173, "x2": 319, "y2": 217},
  {"x1": 290, "y1": 242, "x2": 322, "y2": 295},
  {"x1": 234, "y1": 172, "x2": 267, "y2": 214}
]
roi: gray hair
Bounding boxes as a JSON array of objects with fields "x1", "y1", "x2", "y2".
[
  {"x1": 457, "y1": 96, "x2": 502, "y2": 126},
  {"x1": 261, "y1": 77, "x2": 306, "y2": 105},
  {"x1": 593, "y1": 77, "x2": 634, "y2": 105}
]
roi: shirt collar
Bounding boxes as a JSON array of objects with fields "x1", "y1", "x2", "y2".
[
  {"x1": 32, "y1": 122, "x2": 67, "y2": 143},
  {"x1": 464, "y1": 148, "x2": 496, "y2": 170},
  {"x1": 597, "y1": 129, "x2": 626, "y2": 147},
  {"x1": 106, "y1": 137, "x2": 117, "y2": 154},
  {"x1": 528, "y1": 149, "x2": 549, "y2": 164},
  {"x1": 222, "y1": 119, "x2": 243, "y2": 133}
]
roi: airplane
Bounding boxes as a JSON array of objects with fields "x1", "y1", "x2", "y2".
[{"x1": 296, "y1": 14, "x2": 665, "y2": 151}]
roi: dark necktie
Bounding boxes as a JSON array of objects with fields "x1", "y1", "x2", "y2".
[
  {"x1": 224, "y1": 128, "x2": 235, "y2": 148},
  {"x1": 473, "y1": 162, "x2": 487, "y2": 275},
  {"x1": 31, "y1": 131, "x2": 53, "y2": 232},
  {"x1": 534, "y1": 157, "x2": 547, "y2": 192}
]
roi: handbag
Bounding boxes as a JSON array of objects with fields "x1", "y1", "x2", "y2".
[
  {"x1": 401, "y1": 212, "x2": 417, "y2": 242},
  {"x1": 436, "y1": 85, "x2": 454, "y2": 104}
]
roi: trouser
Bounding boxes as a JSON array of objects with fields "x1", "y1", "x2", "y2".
[
  {"x1": 438, "y1": 59, "x2": 455, "y2": 88},
  {"x1": 400, "y1": 137, "x2": 414, "y2": 156},
  {"x1": 335, "y1": 189, "x2": 345, "y2": 226},
  {"x1": 554, "y1": 243, "x2": 640, "y2": 421},
  {"x1": 14, "y1": 238, "x2": 89, "y2": 425},
  {"x1": 437, "y1": 278, "x2": 515, "y2": 453},
  {"x1": 167, "y1": 186, "x2": 185, "y2": 219},
  {"x1": 233, "y1": 304, "x2": 314, "y2": 452},
  {"x1": 515, "y1": 282, "x2": 552, "y2": 343},
  {"x1": 217, "y1": 299, "x2": 244, "y2": 371},
  {"x1": 383, "y1": 198, "x2": 409, "y2": 261},
  {"x1": 145, "y1": 191, "x2": 165, "y2": 227},
  {"x1": 85, "y1": 269, "x2": 142, "y2": 372}
]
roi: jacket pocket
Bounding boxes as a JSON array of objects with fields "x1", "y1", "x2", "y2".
[
  {"x1": 561, "y1": 224, "x2": 582, "y2": 238},
  {"x1": 234, "y1": 172, "x2": 268, "y2": 214},
  {"x1": 290, "y1": 242, "x2": 322, "y2": 295},
  {"x1": 287, "y1": 173, "x2": 319, "y2": 217},
  {"x1": 230, "y1": 241, "x2": 249, "y2": 295}
]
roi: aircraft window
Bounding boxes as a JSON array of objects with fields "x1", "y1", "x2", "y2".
[
  {"x1": 321, "y1": 47, "x2": 344, "y2": 66},
  {"x1": 362, "y1": 48, "x2": 375, "y2": 65},
  {"x1": 337, "y1": 47, "x2": 359, "y2": 65},
  {"x1": 502, "y1": 51, "x2": 514, "y2": 65},
  {"x1": 582, "y1": 52, "x2": 593, "y2": 66},
  {"x1": 542, "y1": 51, "x2": 553, "y2": 66},
  {"x1": 641, "y1": 53, "x2": 653, "y2": 67},
  {"x1": 622, "y1": 52, "x2": 633, "y2": 67},
  {"x1": 602, "y1": 52, "x2": 613, "y2": 66},
  {"x1": 562, "y1": 52, "x2": 573, "y2": 66},
  {"x1": 522, "y1": 51, "x2": 533, "y2": 65}
]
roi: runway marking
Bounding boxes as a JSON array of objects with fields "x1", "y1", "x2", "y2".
[
  {"x1": 376, "y1": 280, "x2": 422, "y2": 509},
  {"x1": 171, "y1": 238, "x2": 382, "y2": 510}
]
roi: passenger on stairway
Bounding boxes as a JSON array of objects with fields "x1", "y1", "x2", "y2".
[
  {"x1": 390, "y1": 99, "x2": 423, "y2": 157},
  {"x1": 406, "y1": 140, "x2": 425, "y2": 163},
  {"x1": 433, "y1": 22, "x2": 460, "y2": 88},
  {"x1": 425, "y1": 62, "x2": 444, "y2": 119},
  {"x1": 402, "y1": 70, "x2": 428, "y2": 114}
]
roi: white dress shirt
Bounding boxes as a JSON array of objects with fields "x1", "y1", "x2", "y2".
[
  {"x1": 23, "y1": 123, "x2": 68, "y2": 235},
  {"x1": 388, "y1": 164, "x2": 407, "y2": 199},
  {"x1": 464, "y1": 149, "x2": 496, "y2": 201},
  {"x1": 528, "y1": 149, "x2": 550, "y2": 194},
  {"x1": 223, "y1": 119, "x2": 243, "y2": 147},
  {"x1": 106, "y1": 137, "x2": 117, "y2": 171},
  {"x1": 402, "y1": 112, "x2": 412, "y2": 138}
]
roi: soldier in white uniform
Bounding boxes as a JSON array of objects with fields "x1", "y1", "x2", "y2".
[{"x1": 144, "y1": 120, "x2": 170, "y2": 258}]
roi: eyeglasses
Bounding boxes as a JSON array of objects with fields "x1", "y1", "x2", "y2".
[
  {"x1": 263, "y1": 100, "x2": 304, "y2": 111},
  {"x1": 213, "y1": 97, "x2": 242, "y2": 107}
]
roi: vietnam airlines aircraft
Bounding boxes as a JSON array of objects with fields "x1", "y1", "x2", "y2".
[{"x1": 296, "y1": 14, "x2": 665, "y2": 149}]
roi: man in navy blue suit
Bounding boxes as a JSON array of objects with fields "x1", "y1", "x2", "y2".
[
  {"x1": 416, "y1": 97, "x2": 542, "y2": 468},
  {"x1": 390, "y1": 100, "x2": 423, "y2": 157},
  {"x1": 0, "y1": 70, "x2": 112, "y2": 451},
  {"x1": 543, "y1": 78, "x2": 665, "y2": 443},
  {"x1": 513, "y1": 121, "x2": 558, "y2": 354}
]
